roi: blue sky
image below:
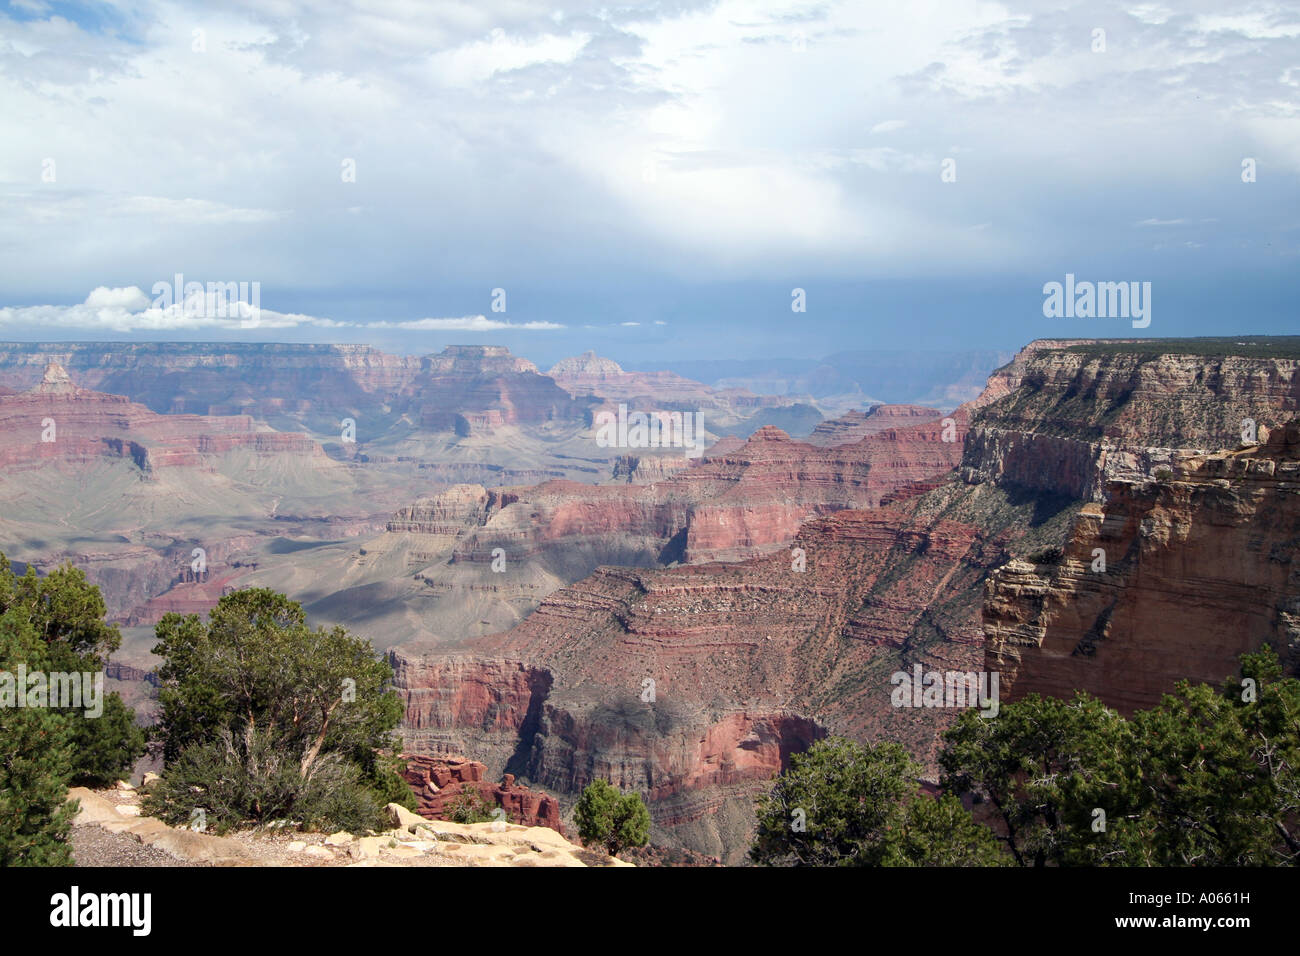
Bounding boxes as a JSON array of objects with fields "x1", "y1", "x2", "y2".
[{"x1": 0, "y1": 0, "x2": 1296, "y2": 365}]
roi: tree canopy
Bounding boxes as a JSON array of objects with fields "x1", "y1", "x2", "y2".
[{"x1": 146, "y1": 588, "x2": 412, "y2": 833}]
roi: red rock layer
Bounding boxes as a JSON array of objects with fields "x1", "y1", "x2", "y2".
[
  {"x1": 392, "y1": 414, "x2": 970, "y2": 574},
  {"x1": 806, "y1": 403, "x2": 943, "y2": 446},
  {"x1": 400, "y1": 754, "x2": 564, "y2": 834},
  {"x1": 0, "y1": 365, "x2": 321, "y2": 472}
]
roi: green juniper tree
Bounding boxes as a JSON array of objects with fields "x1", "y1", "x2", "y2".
[
  {"x1": 750, "y1": 737, "x2": 1004, "y2": 866},
  {"x1": 0, "y1": 554, "x2": 148, "y2": 865},
  {"x1": 940, "y1": 693, "x2": 1137, "y2": 866},
  {"x1": 0, "y1": 605, "x2": 76, "y2": 865},
  {"x1": 574, "y1": 778, "x2": 650, "y2": 857},
  {"x1": 0, "y1": 556, "x2": 147, "y2": 788},
  {"x1": 146, "y1": 587, "x2": 413, "y2": 833}
]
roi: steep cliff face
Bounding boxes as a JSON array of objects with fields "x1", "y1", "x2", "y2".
[
  {"x1": 390, "y1": 654, "x2": 554, "y2": 769},
  {"x1": 986, "y1": 420, "x2": 1300, "y2": 713},
  {"x1": 963, "y1": 344, "x2": 1300, "y2": 500}
]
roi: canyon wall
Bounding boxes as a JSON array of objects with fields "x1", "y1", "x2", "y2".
[
  {"x1": 963, "y1": 345, "x2": 1300, "y2": 500},
  {"x1": 0, "y1": 363, "x2": 323, "y2": 473},
  {"x1": 388, "y1": 475, "x2": 1056, "y2": 861},
  {"x1": 986, "y1": 419, "x2": 1300, "y2": 713}
]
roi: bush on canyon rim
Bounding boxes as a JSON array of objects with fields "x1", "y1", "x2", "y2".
[
  {"x1": 941, "y1": 648, "x2": 1300, "y2": 866},
  {"x1": 574, "y1": 779, "x2": 651, "y2": 857},
  {"x1": 445, "y1": 788, "x2": 498, "y2": 825},
  {"x1": 0, "y1": 556, "x2": 147, "y2": 788},
  {"x1": 750, "y1": 737, "x2": 1004, "y2": 867},
  {"x1": 0, "y1": 554, "x2": 149, "y2": 863},
  {"x1": 147, "y1": 588, "x2": 409, "y2": 833},
  {"x1": 0, "y1": 605, "x2": 76, "y2": 865}
]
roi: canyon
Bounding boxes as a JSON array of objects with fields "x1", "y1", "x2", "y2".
[
  {"x1": 387, "y1": 338, "x2": 1300, "y2": 860},
  {"x1": 8, "y1": 336, "x2": 1298, "y2": 863},
  {"x1": 246, "y1": 403, "x2": 971, "y2": 652},
  {"x1": 0, "y1": 345, "x2": 843, "y2": 666}
]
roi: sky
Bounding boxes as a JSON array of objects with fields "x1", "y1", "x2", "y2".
[{"x1": 0, "y1": 0, "x2": 1296, "y2": 366}]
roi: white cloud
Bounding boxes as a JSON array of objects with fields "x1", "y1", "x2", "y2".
[
  {"x1": 84, "y1": 286, "x2": 151, "y2": 311},
  {"x1": 0, "y1": 0, "x2": 1296, "y2": 300},
  {"x1": 367, "y1": 315, "x2": 565, "y2": 331},
  {"x1": 870, "y1": 119, "x2": 907, "y2": 134},
  {"x1": 1128, "y1": 4, "x2": 1175, "y2": 26},
  {"x1": 0, "y1": 287, "x2": 491, "y2": 332}
]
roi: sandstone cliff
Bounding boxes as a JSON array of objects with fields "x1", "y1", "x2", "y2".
[
  {"x1": 986, "y1": 419, "x2": 1300, "y2": 713},
  {"x1": 963, "y1": 342, "x2": 1300, "y2": 500}
]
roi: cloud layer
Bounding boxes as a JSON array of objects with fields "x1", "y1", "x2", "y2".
[
  {"x1": 0, "y1": 287, "x2": 563, "y2": 332},
  {"x1": 0, "y1": 0, "x2": 1296, "y2": 350}
]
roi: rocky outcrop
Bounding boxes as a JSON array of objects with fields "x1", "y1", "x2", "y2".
[
  {"x1": 547, "y1": 351, "x2": 627, "y2": 382},
  {"x1": 806, "y1": 403, "x2": 943, "y2": 446},
  {"x1": 986, "y1": 419, "x2": 1300, "y2": 713},
  {"x1": 67, "y1": 786, "x2": 623, "y2": 867},
  {"x1": 400, "y1": 754, "x2": 565, "y2": 834},
  {"x1": 0, "y1": 364, "x2": 323, "y2": 472},
  {"x1": 962, "y1": 342, "x2": 1300, "y2": 501},
  {"x1": 610, "y1": 454, "x2": 694, "y2": 484}
]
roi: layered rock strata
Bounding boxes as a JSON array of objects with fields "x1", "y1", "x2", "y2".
[{"x1": 986, "y1": 420, "x2": 1300, "y2": 713}]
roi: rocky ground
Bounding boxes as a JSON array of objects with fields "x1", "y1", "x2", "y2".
[{"x1": 68, "y1": 782, "x2": 629, "y2": 868}]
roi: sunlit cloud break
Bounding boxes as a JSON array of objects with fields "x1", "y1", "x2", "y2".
[{"x1": 0, "y1": 289, "x2": 564, "y2": 333}]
